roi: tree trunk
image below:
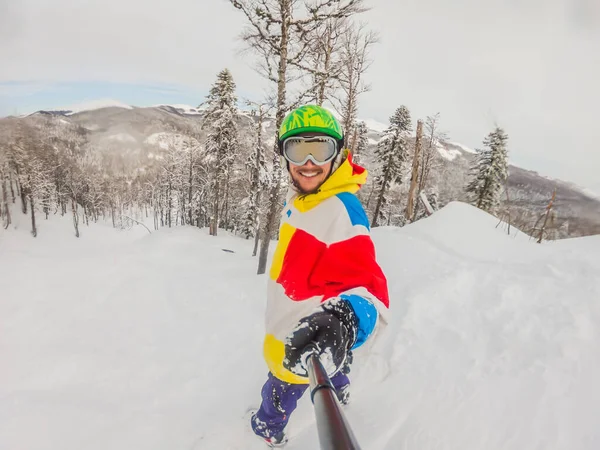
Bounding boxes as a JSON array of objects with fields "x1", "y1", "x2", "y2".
[
  {"x1": 224, "y1": 169, "x2": 231, "y2": 230},
  {"x1": 477, "y1": 176, "x2": 492, "y2": 211},
  {"x1": 188, "y1": 153, "x2": 194, "y2": 226},
  {"x1": 44, "y1": 192, "x2": 49, "y2": 219},
  {"x1": 316, "y1": 25, "x2": 333, "y2": 106},
  {"x1": 406, "y1": 120, "x2": 423, "y2": 222},
  {"x1": 2, "y1": 174, "x2": 12, "y2": 229},
  {"x1": 30, "y1": 191, "x2": 37, "y2": 238},
  {"x1": 15, "y1": 170, "x2": 21, "y2": 197},
  {"x1": 17, "y1": 176, "x2": 27, "y2": 214},
  {"x1": 167, "y1": 181, "x2": 172, "y2": 228},
  {"x1": 257, "y1": 176, "x2": 281, "y2": 274},
  {"x1": 371, "y1": 156, "x2": 393, "y2": 228},
  {"x1": 72, "y1": 198, "x2": 80, "y2": 238},
  {"x1": 342, "y1": 84, "x2": 357, "y2": 148},
  {"x1": 349, "y1": 127, "x2": 358, "y2": 154},
  {"x1": 211, "y1": 177, "x2": 220, "y2": 236},
  {"x1": 257, "y1": 0, "x2": 290, "y2": 275},
  {"x1": 9, "y1": 171, "x2": 15, "y2": 203},
  {"x1": 537, "y1": 189, "x2": 556, "y2": 244},
  {"x1": 253, "y1": 216, "x2": 261, "y2": 257},
  {"x1": 505, "y1": 181, "x2": 511, "y2": 235}
]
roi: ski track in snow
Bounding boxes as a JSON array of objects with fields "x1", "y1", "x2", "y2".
[{"x1": 1, "y1": 202, "x2": 599, "y2": 450}]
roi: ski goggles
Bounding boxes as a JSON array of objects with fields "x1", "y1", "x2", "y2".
[{"x1": 281, "y1": 135, "x2": 339, "y2": 166}]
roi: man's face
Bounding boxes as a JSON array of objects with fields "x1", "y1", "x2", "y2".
[
  {"x1": 289, "y1": 158, "x2": 333, "y2": 194},
  {"x1": 286, "y1": 131, "x2": 337, "y2": 194}
]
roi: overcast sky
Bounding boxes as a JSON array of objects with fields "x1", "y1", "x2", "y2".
[{"x1": 1, "y1": 0, "x2": 599, "y2": 193}]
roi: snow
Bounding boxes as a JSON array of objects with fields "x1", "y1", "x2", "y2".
[
  {"x1": 361, "y1": 118, "x2": 388, "y2": 133},
  {"x1": 435, "y1": 140, "x2": 463, "y2": 161},
  {"x1": 60, "y1": 99, "x2": 133, "y2": 115},
  {"x1": 107, "y1": 133, "x2": 137, "y2": 143},
  {"x1": 145, "y1": 132, "x2": 175, "y2": 150},
  {"x1": 1, "y1": 202, "x2": 599, "y2": 450},
  {"x1": 145, "y1": 132, "x2": 201, "y2": 152},
  {"x1": 448, "y1": 141, "x2": 477, "y2": 154}
]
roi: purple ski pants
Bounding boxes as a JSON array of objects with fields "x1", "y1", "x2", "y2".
[{"x1": 251, "y1": 371, "x2": 350, "y2": 438}]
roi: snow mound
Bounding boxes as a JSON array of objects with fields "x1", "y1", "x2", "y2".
[{"x1": 1, "y1": 202, "x2": 599, "y2": 450}]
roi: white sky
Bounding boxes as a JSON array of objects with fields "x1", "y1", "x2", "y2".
[{"x1": 1, "y1": 0, "x2": 599, "y2": 193}]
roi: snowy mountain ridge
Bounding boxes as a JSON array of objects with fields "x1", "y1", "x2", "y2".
[{"x1": 8, "y1": 99, "x2": 600, "y2": 238}]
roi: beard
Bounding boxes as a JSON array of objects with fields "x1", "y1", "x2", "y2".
[{"x1": 289, "y1": 164, "x2": 334, "y2": 195}]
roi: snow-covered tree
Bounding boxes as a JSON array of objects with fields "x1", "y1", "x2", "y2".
[
  {"x1": 466, "y1": 126, "x2": 509, "y2": 213},
  {"x1": 411, "y1": 113, "x2": 446, "y2": 221},
  {"x1": 371, "y1": 106, "x2": 412, "y2": 227},
  {"x1": 240, "y1": 104, "x2": 268, "y2": 245},
  {"x1": 352, "y1": 120, "x2": 369, "y2": 164},
  {"x1": 203, "y1": 68, "x2": 239, "y2": 236}
]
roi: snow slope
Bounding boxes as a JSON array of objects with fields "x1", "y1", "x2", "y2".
[
  {"x1": 447, "y1": 141, "x2": 476, "y2": 154},
  {"x1": 1, "y1": 203, "x2": 599, "y2": 450},
  {"x1": 361, "y1": 118, "x2": 388, "y2": 133}
]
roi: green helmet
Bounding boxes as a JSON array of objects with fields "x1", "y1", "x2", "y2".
[{"x1": 278, "y1": 105, "x2": 344, "y2": 146}]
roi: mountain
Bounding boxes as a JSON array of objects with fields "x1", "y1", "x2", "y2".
[
  {"x1": 3, "y1": 102, "x2": 599, "y2": 238},
  {"x1": 29, "y1": 99, "x2": 134, "y2": 117}
]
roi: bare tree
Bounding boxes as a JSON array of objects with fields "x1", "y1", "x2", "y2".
[
  {"x1": 532, "y1": 189, "x2": 557, "y2": 243},
  {"x1": 304, "y1": 17, "x2": 347, "y2": 106},
  {"x1": 406, "y1": 120, "x2": 424, "y2": 222},
  {"x1": 230, "y1": 0, "x2": 367, "y2": 274},
  {"x1": 411, "y1": 113, "x2": 447, "y2": 220},
  {"x1": 334, "y1": 22, "x2": 378, "y2": 145}
]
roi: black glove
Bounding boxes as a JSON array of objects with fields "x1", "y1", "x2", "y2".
[{"x1": 283, "y1": 299, "x2": 358, "y2": 378}]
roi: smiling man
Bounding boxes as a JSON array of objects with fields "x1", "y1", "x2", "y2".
[{"x1": 249, "y1": 105, "x2": 390, "y2": 447}]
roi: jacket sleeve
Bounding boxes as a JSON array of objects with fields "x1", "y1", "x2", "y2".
[{"x1": 309, "y1": 193, "x2": 389, "y2": 349}]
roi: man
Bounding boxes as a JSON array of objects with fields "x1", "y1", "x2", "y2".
[{"x1": 250, "y1": 105, "x2": 389, "y2": 447}]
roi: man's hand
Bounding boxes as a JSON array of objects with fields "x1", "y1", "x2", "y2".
[{"x1": 283, "y1": 299, "x2": 358, "y2": 377}]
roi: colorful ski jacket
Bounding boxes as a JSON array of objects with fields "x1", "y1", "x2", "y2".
[{"x1": 264, "y1": 151, "x2": 390, "y2": 384}]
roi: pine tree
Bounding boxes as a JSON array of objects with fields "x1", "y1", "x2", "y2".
[
  {"x1": 466, "y1": 127, "x2": 509, "y2": 213},
  {"x1": 371, "y1": 106, "x2": 412, "y2": 227},
  {"x1": 241, "y1": 106, "x2": 268, "y2": 241},
  {"x1": 203, "y1": 69, "x2": 239, "y2": 236},
  {"x1": 353, "y1": 121, "x2": 369, "y2": 165}
]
